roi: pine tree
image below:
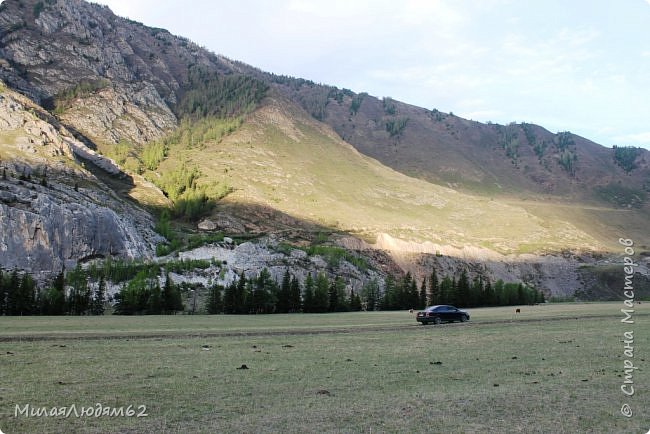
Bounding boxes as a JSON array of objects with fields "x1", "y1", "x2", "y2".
[
  {"x1": 289, "y1": 275, "x2": 301, "y2": 312},
  {"x1": 252, "y1": 268, "x2": 275, "y2": 314},
  {"x1": 277, "y1": 269, "x2": 291, "y2": 313},
  {"x1": 162, "y1": 273, "x2": 183, "y2": 314},
  {"x1": 6, "y1": 269, "x2": 20, "y2": 315},
  {"x1": 429, "y1": 269, "x2": 439, "y2": 305},
  {"x1": 456, "y1": 269, "x2": 470, "y2": 307},
  {"x1": 483, "y1": 279, "x2": 494, "y2": 306},
  {"x1": 419, "y1": 277, "x2": 427, "y2": 309},
  {"x1": 44, "y1": 269, "x2": 66, "y2": 315},
  {"x1": 235, "y1": 272, "x2": 247, "y2": 314},
  {"x1": 381, "y1": 275, "x2": 397, "y2": 310},
  {"x1": 223, "y1": 280, "x2": 237, "y2": 314},
  {"x1": 207, "y1": 284, "x2": 224, "y2": 314},
  {"x1": 349, "y1": 288, "x2": 362, "y2": 311},
  {"x1": 148, "y1": 282, "x2": 162, "y2": 314},
  {"x1": 328, "y1": 278, "x2": 339, "y2": 312},
  {"x1": 17, "y1": 272, "x2": 36, "y2": 315},
  {"x1": 470, "y1": 276, "x2": 483, "y2": 307},
  {"x1": 333, "y1": 277, "x2": 348, "y2": 312},
  {"x1": 439, "y1": 276, "x2": 453, "y2": 305},
  {"x1": 517, "y1": 283, "x2": 525, "y2": 305},
  {"x1": 90, "y1": 276, "x2": 106, "y2": 315},
  {"x1": 399, "y1": 272, "x2": 417, "y2": 309},
  {"x1": 362, "y1": 279, "x2": 379, "y2": 311},
  {"x1": 313, "y1": 273, "x2": 329, "y2": 313},
  {"x1": 494, "y1": 279, "x2": 505, "y2": 305},
  {"x1": 302, "y1": 273, "x2": 315, "y2": 313},
  {"x1": 147, "y1": 282, "x2": 162, "y2": 315},
  {"x1": 0, "y1": 269, "x2": 5, "y2": 315}
]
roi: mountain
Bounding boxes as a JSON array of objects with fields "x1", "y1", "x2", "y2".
[
  {"x1": 0, "y1": 0, "x2": 648, "y2": 298},
  {"x1": 0, "y1": 82, "x2": 163, "y2": 275}
]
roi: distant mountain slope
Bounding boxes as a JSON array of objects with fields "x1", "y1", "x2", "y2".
[
  {"x1": 0, "y1": 0, "x2": 647, "y2": 284},
  {"x1": 1, "y1": 0, "x2": 647, "y2": 211},
  {"x1": 275, "y1": 83, "x2": 650, "y2": 204},
  {"x1": 160, "y1": 90, "x2": 603, "y2": 254}
]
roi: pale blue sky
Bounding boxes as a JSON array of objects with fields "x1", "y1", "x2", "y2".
[{"x1": 98, "y1": 0, "x2": 650, "y2": 149}]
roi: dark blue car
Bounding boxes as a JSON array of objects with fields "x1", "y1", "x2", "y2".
[{"x1": 416, "y1": 305, "x2": 470, "y2": 325}]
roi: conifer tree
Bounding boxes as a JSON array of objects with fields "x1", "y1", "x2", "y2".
[
  {"x1": 6, "y1": 269, "x2": 20, "y2": 315},
  {"x1": 362, "y1": 279, "x2": 379, "y2": 311},
  {"x1": 277, "y1": 269, "x2": 291, "y2": 313},
  {"x1": 302, "y1": 273, "x2": 315, "y2": 313},
  {"x1": 456, "y1": 269, "x2": 470, "y2": 307},
  {"x1": 289, "y1": 275, "x2": 301, "y2": 312},
  {"x1": 207, "y1": 284, "x2": 224, "y2": 314},
  {"x1": 223, "y1": 280, "x2": 237, "y2": 314},
  {"x1": 0, "y1": 269, "x2": 5, "y2": 315},
  {"x1": 439, "y1": 276, "x2": 453, "y2": 305},
  {"x1": 235, "y1": 271, "x2": 247, "y2": 314},
  {"x1": 91, "y1": 276, "x2": 106, "y2": 315},
  {"x1": 429, "y1": 269, "x2": 439, "y2": 305},
  {"x1": 313, "y1": 272, "x2": 329, "y2": 313},
  {"x1": 483, "y1": 278, "x2": 494, "y2": 306},
  {"x1": 148, "y1": 282, "x2": 162, "y2": 314},
  {"x1": 381, "y1": 274, "x2": 397, "y2": 310},
  {"x1": 419, "y1": 277, "x2": 427, "y2": 309},
  {"x1": 162, "y1": 273, "x2": 183, "y2": 314},
  {"x1": 349, "y1": 288, "x2": 362, "y2": 311},
  {"x1": 16, "y1": 272, "x2": 36, "y2": 315}
]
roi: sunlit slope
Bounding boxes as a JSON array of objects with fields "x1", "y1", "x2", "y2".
[{"x1": 161, "y1": 94, "x2": 603, "y2": 254}]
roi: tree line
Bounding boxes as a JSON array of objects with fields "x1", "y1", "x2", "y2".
[
  {"x1": 0, "y1": 264, "x2": 544, "y2": 316},
  {"x1": 205, "y1": 268, "x2": 544, "y2": 315},
  {"x1": 378, "y1": 269, "x2": 545, "y2": 311},
  {"x1": 0, "y1": 268, "x2": 105, "y2": 316},
  {"x1": 206, "y1": 269, "x2": 362, "y2": 315}
]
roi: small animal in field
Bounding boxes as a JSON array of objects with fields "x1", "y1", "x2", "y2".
[{"x1": 515, "y1": 308, "x2": 521, "y2": 314}]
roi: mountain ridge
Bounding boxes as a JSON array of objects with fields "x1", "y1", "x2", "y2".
[{"x1": 0, "y1": 0, "x2": 648, "y2": 299}]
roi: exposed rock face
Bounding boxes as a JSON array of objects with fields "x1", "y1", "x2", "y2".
[
  {"x1": 0, "y1": 84, "x2": 160, "y2": 276},
  {"x1": 0, "y1": 0, "x2": 196, "y2": 144},
  {"x1": 177, "y1": 237, "x2": 387, "y2": 291},
  {"x1": 0, "y1": 180, "x2": 154, "y2": 274}
]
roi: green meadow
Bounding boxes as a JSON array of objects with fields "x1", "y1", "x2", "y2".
[{"x1": 0, "y1": 303, "x2": 648, "y2": 433}]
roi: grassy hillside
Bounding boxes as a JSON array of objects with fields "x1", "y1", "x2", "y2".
[
  {"x1": 147, "y1": 92, "x2": 617, "y2": 254},
  {"x1": 1, "y1": 0, "x2": 647, "y2": 257}
]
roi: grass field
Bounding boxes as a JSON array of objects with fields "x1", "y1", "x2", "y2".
[{"x1": 0, "y1": 303, "x2": 648, "y2": 433}]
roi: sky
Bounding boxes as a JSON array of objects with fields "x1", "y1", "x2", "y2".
[{"x1": 96, "y1": 0, "x2": 650, "y2": 149}]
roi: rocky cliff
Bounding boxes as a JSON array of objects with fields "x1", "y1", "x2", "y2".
[{"x1": 0, "y1": 82, "x2": 161, "y2": 276}]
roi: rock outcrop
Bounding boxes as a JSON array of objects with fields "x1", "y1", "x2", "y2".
[{"x1": 0, "y1": 83, "x2": 160, "y2": 276}]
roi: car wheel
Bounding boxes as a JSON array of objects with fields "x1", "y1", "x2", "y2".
[
  {"x1": 420, "y1": 321, "x2": 428, "y2": 326},
  {"x1": 433, "y1": 316, "x2": 442, "y2": 325},
  {"x1": 460, "y1": 315, "x2": 468, "y2": 322}
]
